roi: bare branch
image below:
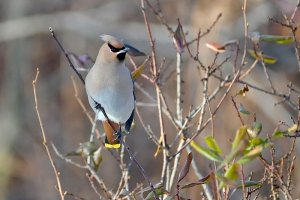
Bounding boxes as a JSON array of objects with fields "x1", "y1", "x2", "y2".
[{"x1": 33, "y1": 68, "x2": 66, "y2": 200}]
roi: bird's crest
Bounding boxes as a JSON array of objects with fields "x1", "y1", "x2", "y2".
[{"x1": 100, "y1": 34, "x2": 124, "y2": 49}]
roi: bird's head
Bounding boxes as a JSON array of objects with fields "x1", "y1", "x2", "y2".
[{"x1": 98, "y1": 34, "x2": 128, "y2": 63}]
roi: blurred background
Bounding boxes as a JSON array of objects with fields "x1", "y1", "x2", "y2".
[{"x1": 1, "y1": 0, "x2": 300, "y2": 199}]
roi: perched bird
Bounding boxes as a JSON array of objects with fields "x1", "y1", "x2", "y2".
[{"x1": 85, "y1": 35, "x2": 135, "y2": 148}]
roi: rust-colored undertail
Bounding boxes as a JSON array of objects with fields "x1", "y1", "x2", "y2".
[{"x1": 102, "y1": 121, "x2": 121, "y2": 148}]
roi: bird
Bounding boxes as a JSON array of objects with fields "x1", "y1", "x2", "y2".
[{"x1": 85, "y1": 35, "x2": 135, "y2": 148}]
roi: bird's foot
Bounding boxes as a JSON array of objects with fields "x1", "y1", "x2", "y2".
[{"x1": 113, "y1": 127, "x2": 122, "y2": 142}]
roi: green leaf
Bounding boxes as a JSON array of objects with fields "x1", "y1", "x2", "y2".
[
  {"x1": 260, "y1": 35, "x2": 294, "y2": 44},
  {"x1": 220, "y1": 127, "x2": 248, "y2": 168},
  {"x1": 216, "y1": 172, "x2": 237, "y2": 189},
  {"x1": 232, "y1": 126, "x2": 247, "y2": 151},
  {"x1": 248, "y1": 137, "x2": 268, "y2": 149},
  {"x1": 272, "y1": 124, "x2": 298, "y2": 139},
  {"x1": 224, "y1": 163, "x2": 239, "y2": 181},
  {"x1": 237, "y1": 180, "x2": 262, "y2": 188},
  {"x1": 65, "y1": 149, "x2": 82, "y2": 157},
  {"x1": 66, "y1": 141, "x2": 98, "y2": 157},
  {"x1": 239, "y1": 104, "x2": 250, "y2": 115},
  {"x1": 205, "y1": 136, "x2": 222, "y2": 154},
  {"x1": 273, "y1": 129, "x2": 286, "y2": 138},
  {"x1": 144, "y1": 186, "x2": 169, "y2": 200},
  {"x1": 92, "y1": 147, "x2": 103, "y2": 171},
  {"x1": 248, "y1": 50, "x2": 277, "y2": 64},
  {"x1": 237, "y1": 145, "x2": 263, "y2": 164},
  {"x1": 247, "y1": 122, "x2": 262, "y2": 138},
  {"x1": 191, "y1": 141, "x2": 222, "y2": 162}
]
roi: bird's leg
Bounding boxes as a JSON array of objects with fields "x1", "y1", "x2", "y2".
[
  {"x1": 94, "y1": 99, "x2": 122, "y2": 144},
  {"x1": 95, "y1": 102, "x2": 101, "y2": 110},
  {"x1": 112, "y1": 125, "x2": 122, "y2": 143}
]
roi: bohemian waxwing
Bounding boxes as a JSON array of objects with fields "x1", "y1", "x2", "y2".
[{"x1": 85, "y1": 35, "x2": 135, "y2": 148}]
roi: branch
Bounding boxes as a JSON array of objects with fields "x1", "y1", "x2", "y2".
[
  {"x1": 141, "y1": 0, "x2": 169, "y2": 196},
  {"x1": 32, "y1": 68, "x2": 66, "y2": 200},
  {"x1": 52, "y1": 144, "x2": 113, "y2": 199},
  {"x1": 240, "y1": 0, "x2": 249, "y2": 67},
  {"x1": 171, "y1": 69, "x2": 242, "y2": 158},
  {"x1": 49, "y1": 27, "x2": 85, "y2": 84}
]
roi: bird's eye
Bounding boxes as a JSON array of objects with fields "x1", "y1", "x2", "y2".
[
  {"x1": 108, "y1": 43, "x2": 118, "y2": 52},
  {"x1": 108, "y1": 43, "x2": 125, "y2": 53}
]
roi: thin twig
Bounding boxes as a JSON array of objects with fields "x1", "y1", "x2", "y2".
[
  {"x1": 52, "y1": 144, "x2": 114, "y2": 199},
  {"x1": 260, "y1": 60, "x2": 276, "y2": 93},
  {"x1": 141, "y1": 0, "x2": 168, "y2": 195},
  {"x1": 158, "y1": 86, "x2": 181, "y2": 129},
  {"x1": 186, "y1": 13, "x2": 222, "y2": 46},
  {"x1": 122, "y1": 141, "x2": 159, "y2": 199},
  {"x1": 291, "y1": 0, "x2": 300, "y2": 21},
  {"x1": 143, "y1": 0, "x2": 174, "y2": 35},
  {"x1": 231, "y1": 96, "x2": 245, "y2": 125},
  {"x1": 240, "y1": 165, "x2": 247, "y2": 200},
  {"x1": 212, "y1": 74, "x2": 298, "y2": 110},
  {"x1": 87, "y1": 110, "x2": 99, "y2": 165},
  {"x1": 239, "y1": 59, "x2": 258, "y2": 80},
  {"x1": 172, "y1": 69, "x2": 242, "y2": 158},
  {"x1": 65, "y1": 192, "x2": 87, "y2": 200},
  {"x1": 135, "y1": 107, "x2": 160, "y2": 146},
  {"x1": 33, "y1": 68, "x2": 66, "y2": 200},
  {"x1": 52, "y1": 144, "x2": 86, "y2": 169},
  {"x1": 176, "y1": 51, "x2": 183, "y2": 125},
  {"x1": 189, "y1": 74, "x2": 230, "y2": 120},
  {"x1": 240, "y1": 0, "x2": 248, "y2": 68},
  {"x1": 87, "y1": 173, "x2": 104, "y2": 200},
  {"x1": 49, "y1": 27, "x2": 85, "y2": 84},
  {"x1": 196, "y1": 69, "x2": 209, "y2": 132}
]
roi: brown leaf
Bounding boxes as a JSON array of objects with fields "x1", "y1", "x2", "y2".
[
  {"x1": 173, "y1": 23, "x2": 185, "y2": 53},
  {"x1": 206, "y1": 42, "x2": 226, "y2": 53},
  {"x1": 181, "y1": 173, "x2": 211, "y2": 189},
  {"x1": 177, "y1": 153, "x2": 193, "y2": 184}
]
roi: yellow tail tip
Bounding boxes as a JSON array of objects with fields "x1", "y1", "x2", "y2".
[{"x1": 105, "y1": 143, "x2": 121, "y2": 149}]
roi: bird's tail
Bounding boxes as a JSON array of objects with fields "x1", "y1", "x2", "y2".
[{"x1": 102, "y1": 121, "x2": 121, "y2": 148}]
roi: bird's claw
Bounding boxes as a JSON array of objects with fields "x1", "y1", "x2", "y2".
[
  {"x1": 95, "y1": 102, "x2": 101, "y2": 110},
  {"x1": 113, "y1": 127, "x2": 122, "y2": 142}
]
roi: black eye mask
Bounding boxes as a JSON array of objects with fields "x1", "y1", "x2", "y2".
[{"x1": 108, "y1": 43, "x2": 125, "y2": 53}]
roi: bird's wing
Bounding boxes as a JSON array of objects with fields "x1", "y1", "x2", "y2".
[
  {"x1": 125, "y1": 81, "x2": 135, "y2": 132},
  {"x1": 125, "y1": 109, "x2": 134, "y2": 132}
]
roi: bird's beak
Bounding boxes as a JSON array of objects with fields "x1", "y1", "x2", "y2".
[{"x1": 118, "y1": 47, "x2": 129, "y2": 54}]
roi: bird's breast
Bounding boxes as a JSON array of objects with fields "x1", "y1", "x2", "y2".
[{"x1": 85, "y1": 65, "x2": 134, "y2": 123}]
